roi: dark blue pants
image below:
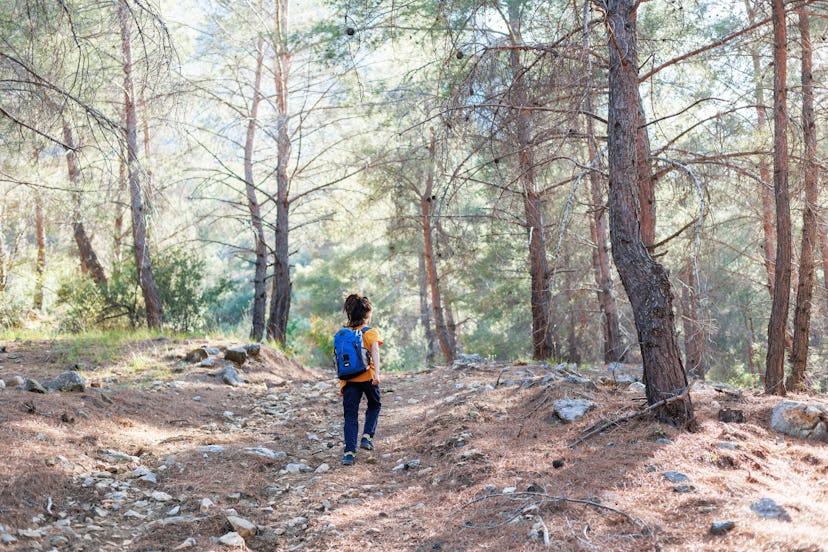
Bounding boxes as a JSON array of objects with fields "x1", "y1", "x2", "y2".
[{"x1": 342, "y1": 380, "x2": 381, "y2": 453}]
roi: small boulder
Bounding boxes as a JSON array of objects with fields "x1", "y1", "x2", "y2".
[
  {"x1": 627, "y1": 382, "x2": 646, "y2": 393},
  {"x1": 185, "y1": 348, "x2": 209, "y2": 362},
  {"x1": 750, "y1": 498, "x2": 790, "y2": 521},
  {"x1": 217, "y1": 365, "x2": 243, "y2": 387},
  {"x1": 44, "y1": 370, "x2": 86, "y2": 392},
  {"x1": 663, "y1": 471, "x2": 690, "y2": 483},
  {"x1": 244, "y1": 447, "x2": 286, "y2": 460},
  {"x1": 0, "y1": 380, "x2": 5, "y2": 390},
  {"x1": 243, "y1": 343, "x2": 261, "y2": 356},
  {"x1": 553, "y1": 399, "x2": 594, "y2": 423},
  {"x1": 218, "y1": 531, "x2": 245, "y2": 546},
  {"x1": 710, "y1": 521, "x2": 735, "y2": 535},
  {"x1": 5, "y1": 375, "x2": 24, "y2": 387},
  {"x1": 562, "y1": 375, "x2": 598, "y2": 391},
  {"x1": 226, "y1": 515, "x2": 257, "y2": 538},
  {"x1": 24, "y1": 379, "x2": 47, "y2": 393},
  {"x1": 224, "y1": 347, "x2": 248, "y2": 364},
  {"x1": 770, "y1": 400, "x2": 827, "y2": 441}
]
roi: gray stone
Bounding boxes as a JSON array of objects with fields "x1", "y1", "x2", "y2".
[
  {"x1": 0, "y1": 380, "x2": 5, "y2": 390},
  {"x1": 173, "y1": 538, "x2": 197, "y2": 550},
  {"x1": 102, "y1": 449, "x2": 140, "y2": 464},
  {"x1": 24, "y1": 379, "x2": 47, "y2": 393},
  {"x1": 244, "y1": 343, "x2": 261, "y2": 356},
  {"x1": 44, "y1": 370, "x2": 86, "y2": 392},
  {"x1": 750, "y1": 498, "x2": 790, "y2": 521},
  {"x1": 132, "y1": 467, "x2": 158, "y2": 484},
  {"x1": 628, "y1": 382, "x2": 646, "y2": 393},
  {"x1": 673, "y1": 485, "x2": 695, "y2": 493},
  {"x1": 205, "y1": 347, "x2": 221, "y2": 355},
  {"x1": 185, "y1": 348, "x2": 209, "y2": 362},
  {"x1": 226, "y1": 515, "x2": 257, "y2": 538},
  {"x1": 198, "y1": 445, "x2": 226, "y2": 454},
  {"x1": 710, "y1": 521, "x2": 735, "y2": 535},
  {"x1": 244, "y1": 447, "x2": 286, "y2": 460},
  {"x1": 553, "y1": 399, "x2": 594, "y2": 423},
  {"x1": 224, "y1": 347, "x2": 248, "y2": 364},
  {"x1": 284, "y1": 463, "x2": 313, "y2": 474},
  {"x1": 656, "y1": 438, "x2": 672, "y2": 445},
  {"x1": 452, "y1": 353, "x2": 485, "y2": 368},
  {"x1": 199, "y1": 358, "x2": 217, "y2": 368},
  {"x1": 151, "y1": 491, "x2": 173, "y2": 502},
  {"x1": 217, "y1": 365, "x2": 243, "y2": 386},
  {"x1": 563, "y1": 375, "x2": 598, "y2": 391},
  {"x1": 663, "y1": 471, "x2": 690, "y2": 483},
  {"x1": 770, "y1": 400, "x2": 827, "y2": 441},
  {"x1": 218, "y1": 532, "x2": 246, "y2": 546},
  {"x1": 0, "y1": 533, "x2": 16, "y2": 544},
  {"x1": 5, "y1": 375, "x2": 24, "y2": 387}
]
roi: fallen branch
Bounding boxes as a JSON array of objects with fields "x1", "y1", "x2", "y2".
[
  {"x1": 452, "y1": 491, "x2": 647, "y2": 531},
  {"x1": 569, "y1": 382, "x2": 695, "y2": 449}
]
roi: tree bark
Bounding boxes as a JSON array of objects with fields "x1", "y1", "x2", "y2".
[
  {"x1": 765, "y1": 0, "x2": 791, "y2": 396},
  {"x1": 113, "y1": 147, "x2": 127, "y2": 265},
  {"x1": 819, "y1": 222, "x2": 828, "y2": 324},
  {"x1": 636, "y1": 95, "x2": 656, "y2": 248},
  {"x1": 606, "y1": 0, "x2": 693, "y2": 425},
  {"x1": 62, "y1": 119, "x2": 108, "y2": 288},
  {"x1": 420, "y1": 128, "x2": 455, "y2": 364},
  {"x1": 508, "y1": 2, "x2": 555, "y2": 360},
  {"x1": 245, "y1": 35, "x2": 268, "y2": 342},
  {"x1": 34, "y1": 188, "x2": 45, "y2": 310},
  {"x1": 266, "y1": 0, "x2": 292, "y2": 345},
  {"x1": 119, "y1": 0, "x2": 163, "y2": 329},
  {"x1": 788, "y1": 8, "x2": 816, "y2": 392},
  {"x1": 418, "y1": 251, "x2": 436, "y2": 365}
]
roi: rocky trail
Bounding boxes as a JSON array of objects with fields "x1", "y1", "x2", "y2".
[{"x1": 1, "y1": 338, "x2": 827, "y2": 551}]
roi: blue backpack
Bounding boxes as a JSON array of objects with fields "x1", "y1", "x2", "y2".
[{"x1": 334, "y1": 326, "x2": 371, "y2": 380}]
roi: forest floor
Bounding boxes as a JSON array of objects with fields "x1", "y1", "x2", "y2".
[{"x1": 0, "y1": 336, "x2": 827, "y2": 552}]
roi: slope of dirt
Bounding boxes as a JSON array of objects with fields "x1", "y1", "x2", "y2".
[{"x1": 0, "y1": 338, "x2": 827, "y2": 551}]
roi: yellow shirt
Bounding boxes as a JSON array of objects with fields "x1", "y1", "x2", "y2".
[{"x1": 339, "y1": 325, "x2": 382, "y2": 390}]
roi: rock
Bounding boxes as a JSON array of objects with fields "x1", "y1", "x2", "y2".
[
  {"x1": 18, "y1": 528, "x2": 43, "y2": 538},
  {"x1": 167, "y1": 505, "x2": 181, "y2": 516},
  {"x1": 553, "y1": 399, "x2": 594, "y2": 423},
  {"x1": 663, "y1": 471, "x2": 690, "y2": 483},
  {"x1": 710, "y1": 521, "x2": 735, "y2": 535},
  {"x1": 627, "y1": 382, "x2": 646, "y2": 393},
  {"x1": 0, "y1": 533, "x2": 17, "y2": 544},
  {"x1": 0, "y1": 380, "x2": 5, "y2": 390},
  {"x1": 452, "y1": 353, "x2": 485, "y2": 368},
  {"x1": 673, "y1": 485, "x2": 695, "y2": 493},
  {"x1": 563, "y1": 375, "x2": 598, "y2": 391},
  {"x1": 199, "y1": 498, "x2": 215, "y2": 513},
  {"x1": 770, "y1": 400, "x2": 827, "y2": 441},
  {"x1": 44, "y1": 370, "x2": 86, "y2": 392},
  {"x1": 173, "y1": 537, "x2": 197, "y2": 550},
  {"x1": 750, "y1": 498, "x2": 790, "y2": 521},
  {"x1": 24, "y1": 379, "x2": 47, "y2": 393},
  {"x1": 227, "y1": 515, "x2": 257, "y2": 538},
  {"x1": 198, "y1": 445, "x2": 226, "y2": 454},
  {"x1": 718, "y1": 408, "x2": 746, "y2": 423},
  {"x1": 552, "y1": 459, "x2": 565, "y2": 469},
  {"x1": 245, "y1": 447, "x2": 286, "y2": 460},
  {"x1": 0, "y1": 345, "x2": 5, "y2": 352},
  {"x1": 5, "y1": 375, "x2": 24, "y2": 387},
  {"x1": 244, "y1": 343, "x2": 261, "y2": 356},
  {"x1": 102, "y1": 449, "x2": 140, "y2": 464},
  {"x1": 224, "y1": 347, "x2": 248, "y2": 364},
  {"x1": 315, "y1": 463, "x2": 330, "y2": 473},
  {"x1": 152, "y1": 491, "x2": 173, "y2": 502},
  {"x1": 133, "y1": 468, "x2": 158, "y2": 484},
  {"x1": 284, "y1": 463, "x2": 313, "y2": 474},
  {"x1": 218, "y1": 531, "x2": 246, "y2": 546},
  {"x1": 185, "y1": 348, "x2": 209, "y2": 362},
  {"x1": 217, "y1": 365, "x2": 243, "y2": 387},
  {"x1": 199, "y1": 358, "x2": 217, "y2": 368}
]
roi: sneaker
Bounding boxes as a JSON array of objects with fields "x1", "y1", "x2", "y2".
[
  {"x1": 340, "y1": 452, "x2": 355, "y2": 466},
  {"x1": 360, "y1": 435, "x2": 374, "y2": 451}
]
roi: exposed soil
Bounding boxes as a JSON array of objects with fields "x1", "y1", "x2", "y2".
[{"x1": 0, "y1": 338, "x2": 827, "y2": 551}]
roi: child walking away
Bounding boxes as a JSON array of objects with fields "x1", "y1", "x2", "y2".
[{"x1": 335, "y1": 293, "x2": 382, "y2": 466}]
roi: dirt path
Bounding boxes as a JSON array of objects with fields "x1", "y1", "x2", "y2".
[{"x1": 1, "y1": 339, "x2": 827, "y2": 551}]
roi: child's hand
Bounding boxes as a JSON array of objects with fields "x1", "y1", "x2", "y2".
[{"x1": 371, "y1": 378, "x2": 379, "y2": 386}]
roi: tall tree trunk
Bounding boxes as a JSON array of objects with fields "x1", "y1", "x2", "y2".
[
  {"x1": 139, "y1": 88, "x2": 153, "y2": 210},
  {"x1": 564, "y1": 248, "x2": 581, "y2": 363},
  {"x1": 113, "y1": 148, "x2": 127, "y2": 265},
  {"x1": 418, "y1": 252, "x2": 436, "y2": 365},
  {"x1": 682, "y1": 259, "x2": 704, "y2": 380},
  {"x1": 266, "y1": 0, "x2": 292, "y2": 345},
  {"x1": 245, "y1": 35, "x2": 268, "y2": 342},
  {"x1": 765, "y1": 0, "x2": 791, "y2": 396},
  {"x1": 508, "y1": 3, "x2": 555, "y2": 359},
  {"x1": 636, "y1": 96, "x2": 656, "y2": 248},
  {"x1": 606, "y1": 0, "x2": 693, "y2": 426},
  {"x1": 62, "y1": 119, "x2": 108, "y2": 287},
  {"x1": 745, "y1": 0, "x2": 777, "y2": 299},
  {"x1": 420, "y1": 128, "x2": 455, "y2": 363},
  {"x1": 119, "y1": 0, "x2": 163, "y2": 329},
  {"x1": 788, "y1": 8, "x2": 816, "y2": 392},
  {"x1": 34, "y1": 188, "x2": 45, "y2": 310},
  {"x1": 819, "y1": 222, "x2": 828, "y2": 324}
]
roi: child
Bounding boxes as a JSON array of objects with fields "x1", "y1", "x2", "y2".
[{"x1": 339, "y1": 293, "x2": 382, "y2": 466}]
